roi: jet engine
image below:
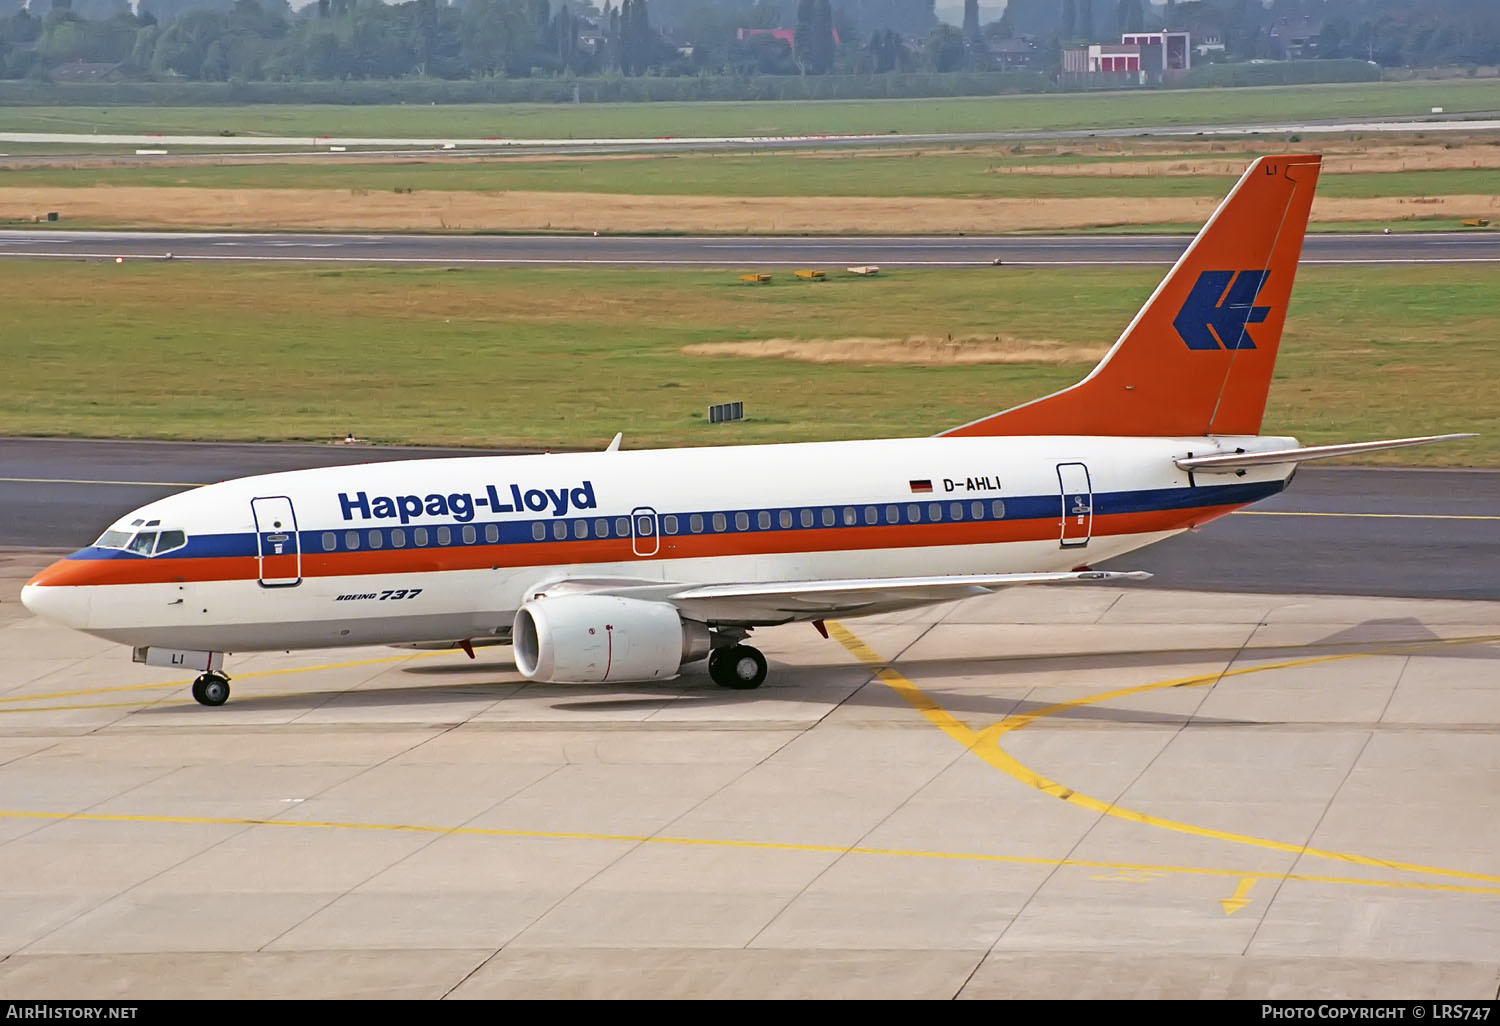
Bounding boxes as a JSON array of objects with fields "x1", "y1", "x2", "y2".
[{"x1": 513, "y1": 594, "x2": 711, "y2": 683}]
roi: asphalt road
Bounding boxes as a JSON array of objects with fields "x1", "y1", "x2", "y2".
[
  {"x1": 1, "y1": 229, "x2": 1497, "y2": 268},
  {"x1": 3, "y1": 438, "x2": 1494, "y2": 600}
]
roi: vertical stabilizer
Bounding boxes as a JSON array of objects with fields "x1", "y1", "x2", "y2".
[{"x1": 944, "y1": 154, "x2": 1322, "y2": 438}]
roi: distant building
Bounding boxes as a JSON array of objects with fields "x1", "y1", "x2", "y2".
[
  {"x1": 1121, "y1": 30, "x2": 1191, "y2": 73},
  {"x1": 1062, "y1": 42, "x2": 1141, "y2": 75},
  {"x1": 988, "y1": 37, "x2": 1037, "y2": 71},
  {"x1": 735, "y1": 27, "x2": 841, "y2": 47},
  {"x1": 49, "y1": 61, "x2": 125, "y2": 84},
  {"x1": 1194, "y1": 32, "x2": 1226, "y2": 59},
  {"x1": 1270, "y1": 18, "x2": 1322, "y2": 60}
]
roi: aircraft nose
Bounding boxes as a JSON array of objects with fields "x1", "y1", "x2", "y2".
[{"x1": 21, "y1": 561, "x2": 92, "y2": 629}]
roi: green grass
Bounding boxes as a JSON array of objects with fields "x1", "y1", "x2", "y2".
[
  {"x1": 1, "y1": 261, "x2": 1493, "y2": 465},
  {"x1": 5, "y1": 151, "x2": 1494, "y2": 200},
  {"x1": 3, "y1": 80, "x2": 1498, "y2": 140}
]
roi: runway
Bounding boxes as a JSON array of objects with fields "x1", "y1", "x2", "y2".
[
  {"x1": 2, "y1": 438, "x2": 1496, "y2": 600},
  {"x1": 3, "y1": 229, "x2": 1499, "y2": 267},
  {"x1": 5, "y1": 117, "x2": 1499, "y2": 153}
]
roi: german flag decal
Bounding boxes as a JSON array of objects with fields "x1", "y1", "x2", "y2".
[{"x1": 909, "y1": 479, "x2": 933, "y2": 493}]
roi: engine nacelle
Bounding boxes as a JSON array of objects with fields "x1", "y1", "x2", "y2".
[{"x1": 513, "y1": 594, "x2": 711, "y2": 683}]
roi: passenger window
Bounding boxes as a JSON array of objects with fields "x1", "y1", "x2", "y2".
[
  {"x1": 437, "y1": 526, "x2": 451, "y2": 545},
  {"x1": 690, "y1": 514, "x2": 704, "y2": 533},
  {"x1": 779, "y1": 510, "x2": 792, "y2": 529},
  {"x1": 929, "y1": 503, "x2": 942, "y2": 521},
  {"x1": 391, "y1": 528, "x2": 406, "y2": 548},
  {"x1": 155, "y1": 530, "x2": 186, "y2": 555},
  {"x1": 460, "y1": 525, "x2": 474, "y2": 544},
  {"x1": 321, "y1": 532, "x2": 336, "y2": 552},
  {"x1": 595, "y1": 518, "x2": 609, "y2": 537},
  {"x1": 616, "y1": 517, "x2": 630, "y2": 537},
  {"x1": 800, "y1": 509, "x2": 814, "y2": 528},
  {"x1": 885, "y1": 505, "x2": 899, "y2": 524},
  {"x1": 368, "y1": 530, "x2": 382, "y2": 549},
  {"x1": 907, "y1": 504, "x2": 920, "y2": 522},
  {"x1": 863, "y1": 507, "x2": 877, "y2": 525},
  {"x1": 663, "y1": 515, "x2": 678, "y2": 535},
  {"x1": 950, "y1": 502, "x2": 963, "y2": 521},
  {"x1": 712, "y1": 513, "x2": 727, "y2": 532},
  {"x1": 552, "y1": 522, "x2": 567, "y2": 540},
  {"x1": 991, "y1": 500, "x2": 1006, "y2": 519},
  {"x1": 757, "y1": 511, "x2": 771, "y2": 530},
  {"x1": 531, "y1": 523, "x2": 545, "y2": 541},
  {"x1": 821, "y1": 509, "x2": 835, "y2": 527},
  {"x1": 637, "y1": 516, "x2": 654, "y2": 536},
  {"x1": 345, "y1": 531, "x2": 360, "y2": 550},
  {"x1": 127, "y1": 531, "x2": 157, "y2": 555},
  {"x1": 735, "y1": 512, "x2": 749, "y2": 531},
  {"x1": 414, "y1": 527, "x2": 429, "y2": 546},
  {"x1": 971, "y1": 501, "x2": 984, "y2": 520},
  {"x1": 574, "y1": 520, "x2": 589, "y2": 539},
  {"x1": 485, "y1": 524, "x2": 499, "y2": 543}
]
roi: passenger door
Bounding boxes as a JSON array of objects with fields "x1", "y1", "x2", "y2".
[
  {"x1": 251, "y1": 496, "x2": 302, "y2": 587},
  {"x1": 1056, "y1": 463, "x2": 1092, "y2": 549}
]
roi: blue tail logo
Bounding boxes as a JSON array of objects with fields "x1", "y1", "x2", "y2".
[{"x1": 1174, "y1": 270, "x2": 1272, "y2": 351}]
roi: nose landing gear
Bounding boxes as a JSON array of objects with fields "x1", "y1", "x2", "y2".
[{"x1": 191, "y1": 671, "x2": 231, "y2": 707}]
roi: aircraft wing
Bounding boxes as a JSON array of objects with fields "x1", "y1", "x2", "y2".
[{"x1": 525, "y1": 570, "x2": 1148, "y2": 625}]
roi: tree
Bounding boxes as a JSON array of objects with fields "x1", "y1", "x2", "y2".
[
  {"x1": 1116, "y1": 0, "x2": 1144, "y2": 34},
  {"x1": 1061, "y1": 0, "x2": 1076, "y2": 39},
  {"x1": 962, "y1": 0, "x2": 979, "y2": 43},
  {"x1": 1079, "y1": 0, "x2": 1093, "y2": 39},
  {"x1": 808, "y1": 0, "x2": 833, "y2": 74},
  {"x1": 923, "y1": 22, "x2": 963, "y2": 71},
  {"x1": 793, "y1": 0, "x2": 812, "y2": 73}
]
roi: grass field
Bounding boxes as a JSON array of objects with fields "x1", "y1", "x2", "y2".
[
  {"x1": 6, "y1": 153, "x2": 1496, "y2": 200},
  {"x1": 4, "y1": 80, "x2": 1499, "y2": 139},
  {"x1": 3, "y1": 261, "x2": 1493, "y2": 466}
]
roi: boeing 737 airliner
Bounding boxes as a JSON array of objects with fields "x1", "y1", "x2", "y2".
[{"x1": 21, "y1": 154, "x2": 1468, "y2": 705}]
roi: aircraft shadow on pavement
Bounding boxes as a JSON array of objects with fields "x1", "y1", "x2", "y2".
[{"x1": 120, "y1": 617, "x2": 1495, "y2": 719}]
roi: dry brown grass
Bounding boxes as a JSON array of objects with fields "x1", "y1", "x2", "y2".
[
  {"x1": 683, "y1": 335, "x2": 1107, "y2": 365},
  {"x1": 993, "y1": 141, "x2": 1500, "y2": 178},
  {"x1": 4, "y1": 185, "x2": 1497, "y2": 232}
]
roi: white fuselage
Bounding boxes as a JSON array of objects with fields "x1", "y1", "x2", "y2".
[{"x1": 21, "y1": 433, "x2": 1295, "y2": 652}]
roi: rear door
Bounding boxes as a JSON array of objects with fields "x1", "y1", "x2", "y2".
[
  {"x1": 251, "y1": 496, "x2": 301, "y2": 587},
  {"x1": 1056, "y1": 463, "x2": 1092, "y2": 549}
]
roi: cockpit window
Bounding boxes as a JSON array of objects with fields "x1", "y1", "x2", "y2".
[
  {"x1": 94, "y1": 528, "x2": 188, "y2": 556},
  {"x1": 155, "y1": 530, "x2": 187, "y2": 555}
]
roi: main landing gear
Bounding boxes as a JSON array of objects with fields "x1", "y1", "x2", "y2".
[
  {"x1": 708, "y1": 645, "x2": 768, "y2": 690},
  {"x1": 191, "y1": 671, "x2": 231, "y2": 707}
]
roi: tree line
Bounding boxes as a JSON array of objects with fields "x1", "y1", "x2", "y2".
[{"x1": 1, "y1": 0, "x2": 1495, "y2": 85}]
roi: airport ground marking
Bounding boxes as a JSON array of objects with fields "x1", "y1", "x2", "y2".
[
  {"x1": 1222, "y1": 877, "x2": 1256, "y2": 916},
  {"x1": 2, "y1": 806, "x2": 1500, "y2": 900},
  {"x1": 825, "y1": 621, "x2": 1500, "y2": 889},
  {"x1": 0, "y1": 476, "x2": 203, "y2": 487}
]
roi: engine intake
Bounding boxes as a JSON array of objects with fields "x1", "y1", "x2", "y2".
[{"x1": 513, "y1": 594, "x2": 711, "y2": 683}]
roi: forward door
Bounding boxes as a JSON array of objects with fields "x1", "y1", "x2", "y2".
[{"x1": 251, "y1": 496, "x2": 302, "y2": 587}]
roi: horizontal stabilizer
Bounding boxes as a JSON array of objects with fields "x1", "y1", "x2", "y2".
[{"x1": 1175, "y1": 433, "x2": 1476, "y2": 473}]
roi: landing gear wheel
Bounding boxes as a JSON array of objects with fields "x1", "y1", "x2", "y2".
[
  {"x1": 191, "y1": 672, "x2": 230, "y2": 707},
  {"x1": 709, "y1": 645, "x2": 767, "y2": 690}
]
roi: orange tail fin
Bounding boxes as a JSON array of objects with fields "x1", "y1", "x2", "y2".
[{"x1": 944, "y1": 154, "x2": 1322, "y2": 438}]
